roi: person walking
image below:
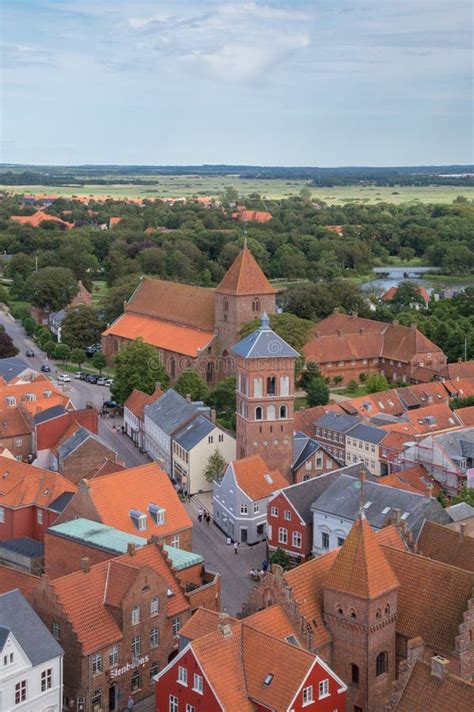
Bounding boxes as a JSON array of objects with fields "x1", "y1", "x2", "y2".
[
  {"x1": 262, "y1": 558, "x2": 269, "y2": 573},
  {"x1": 205, "y1": 512, "x2": 211, "y2": 525},
  {"x1": 127, "y1": 695, "x2": 134, "y2": 711},
  {"x1": 233, "y1": 541, "x2": 238, "y2": 555},
  {"x1": 198, "y1": 508, "x2": 203, "y2": 523}
]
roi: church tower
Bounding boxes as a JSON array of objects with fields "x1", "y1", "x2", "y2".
[
  {"x1": 215, "y1": 243, "x2": 276, "y2": 356},
  {"x1": 322, "y1": 511, "x2": 399, "y2": 712},
  {"x1": 231, "y1": 313, "x2": 299, "y2": 480}
]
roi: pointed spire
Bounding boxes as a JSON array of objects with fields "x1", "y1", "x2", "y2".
[
  {"x1": 325, "y1": 516, "x2": 399, "y2": 599},
  {"x1": 260, "y1": 312, "x2": 270, "y2": 330},
  {"x1": 216, "y1": 244, "x2": 276, "y2": 296}
]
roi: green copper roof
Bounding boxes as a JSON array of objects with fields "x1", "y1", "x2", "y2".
[{"x1": 47, "y1": 517, "x2": 203, "y2": 570}]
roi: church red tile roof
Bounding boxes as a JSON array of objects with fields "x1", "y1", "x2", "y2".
[
  {"x1": 324, "y1": 514, "x2": 399, "y2": 599},
  {"x1": 0, "y1": 565, "x2": 40, "y2": 597},
  {"x1": 216, "y1": 245, "x2": 276, "y2": 296},
  {"x1": 416, "y1": 521, "x2": 474, "y2": 573},
  {"x1": 392, "y1": 659, "x2": 474, "y2": 711}
]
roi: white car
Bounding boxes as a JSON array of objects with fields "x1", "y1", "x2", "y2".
[
  {"x1": 58, "y1": 374, "x2": 71, "y2": 383},
  {"x1": 104, "y1": 378, "x2": 113, "y2": 387}
]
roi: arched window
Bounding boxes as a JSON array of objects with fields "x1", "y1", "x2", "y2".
[
  {"x1": 376, "y1": 608, "x2": 382, "y2": 619},
  {"x1": 385, "y1": 604, "x2": 391, "y2": 615},
  {"x1": 376, "y1": 651, "x2": 388, "y2": 676},
  {"x1": 223, "y1": 297, "x2": 229, "y2": 312},
  {"x1": 280, "y1": 404, "x2": 288, "y2": 419},
  {"x1": 131, "y1": 605, "x2": 140, "y2": 625},
  {"x1": 255, "y1": 406, "x2": 263, "y2": 420},
  {"x1": 337, "y1": 606, "x2": 344, "y2": 617},
  {"x1": 253, "y1": 377, "x2": 263, "y2": 397},
  {"x1": 252, "y1": 298, "x2": 260, "y2": 312},
  {"x1": 150, "y1": 597, "x2": 159, "y2": 616},
  {"x1": 92, "y1": 691, "x2": 102, "y2": 712},
  {"x1": 350, "y1": 610, "x2": 357, "y2": 621},
  {"x1": 351, "y1": 664, "x2": 360, "y2": 686},
  {"x1": 267, "y1": 405, "x2": 276, "y2": 420},
  {"x1": 280, "y1": 375, "x2": 289, "y2": 396},
  {"x1": 266, "y1": 376, "x2": 276, "y2": 396}
]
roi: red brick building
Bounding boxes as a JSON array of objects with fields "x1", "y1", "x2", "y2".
[
  {"x1": 55, "y1": 426, "x2": 120, "y2": 483},
  {"x1": 102, "y1": 244, "x2": 277, "y2": 383},
  {"x1": 35, "y1": 406, "x2": 98, "y2": 451},
  {"x1": 0, "y1": 406, "x2": 34, "y2": 461},
  {"x1": 0, "y1": 457, "x2": 76, "y2": 541},
  {"x1": 156, "y1": 604, "x2": 347, "y2": 712}
]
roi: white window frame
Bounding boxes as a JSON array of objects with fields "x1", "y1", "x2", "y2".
[
  {"x1": 150, "y1": 627, "x2": 159, "y2": 648},
  {"x1": 193, "y1": 673, "x2": 204, "y2": 694},
  {"x1": 37, "y1": 509, "x2": 43, "y2": 524},
  {"x1": 270, "y1": 506, "x2": 278, "y2": 517},
  {"x1": 169, "y1": 695, "x2": 178, "y2": 712},
  {"x1": 240, "y1": 503, "x2": 248, "y2": 515},
  {"x1": 319, "y1": 678, "x2": 329, "y2": 699},
  {"x1": 292, "y1": 531, "x2": 302, "y2": 549},
  {"x1": 303, "y1": 685, "x2": 314, "y2": 705},
  {"x1": 131, "y1": 635, "x2": 141, "y2": 656},
  {"x1": 41, "y1": 668, "x2": 52, "y2": 692},
  {"x1": 172, "y1": 617, "x2": 181, "y2": 636},
  {"x1": 109, "y1": 644, "x2": 119, "y2": 666},
  {"x1": 131, "y1": 605, "x2": 140, "y2": 625},
  {"x1": 0, "y1": 507, "x2": 4, "y2": 523},
  {"x1": 278, "y1": 527, "x2": 288, "y2": 544},
  {"x1": 91, "y1": 653, "x2": 102, "y2": 675},
  {"x1": 171, "y1": 534, "x2": 180, "y2": 548},
  {"x1": 284, "y1": 509, "x2": 292, "y2": 521},
  {"x1": 253, "y1": 502, "x2": 259, "y2": 514},
  {"x1": 150, "y1": 596, "x2": 159, "y2": 616},
  {"x1": 178, "y1": 665, "x2": 188, "y2": 686}
]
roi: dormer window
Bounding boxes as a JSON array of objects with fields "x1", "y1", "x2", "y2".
[
  {"x1": 5, "y1": 396, "x2": 15, "y2": 407},
  {"x1": 130, "y1": 509, "x2": 147, "y2": 531},
  {"x1": 43, "y1": 390, "x2": 52, "y2": 398},
  {"x1": 148, "y1": 503, "x2": 165, "y2": 525},
  {"x1": 25, "y1": 393, "x2": 36, "y2": 402}
]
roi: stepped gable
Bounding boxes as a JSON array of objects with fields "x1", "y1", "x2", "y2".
[
  {"x1": 216, "y1": 244, "x2": 276, "y2": 296},
  {"x1": 324, "y1": 513, "x2": 399, "y2": 599}
]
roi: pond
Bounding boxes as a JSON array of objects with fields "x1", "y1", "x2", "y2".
[{"x1": 362, "y1": 266, "x2": 471, "y2": 294}]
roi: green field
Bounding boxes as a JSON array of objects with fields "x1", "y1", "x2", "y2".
[{"x1": 2, "y1": 178, "x2": 473, "y2": 205}]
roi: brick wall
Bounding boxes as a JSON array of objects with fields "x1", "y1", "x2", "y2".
[
  {"x1": 267, "y1": 494, "x2": 312, "y2": 560},
  {"x1": 36, "y1": 408, "x2": 98, "y2": 450},
  {"x1": 44, "y1": 531, "x2": 114, "y2": 578},
  {"x1": 59, "y1": 438, "x2": 118, "y2": 483}
]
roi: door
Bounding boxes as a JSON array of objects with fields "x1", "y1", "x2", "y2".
[
  {"x1": 109, "y1": 684, "x2": 117, "y2": 711},
  {"x1": 240, "y1": 527, "x2": 248, "y2": 543}
]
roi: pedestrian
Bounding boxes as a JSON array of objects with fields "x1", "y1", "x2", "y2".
[
  {"x1": 262, "y1": 558, "x2": 269, "y2": 572},
  {"x1": 234, "y1": 541, "x2": 238, "y2": 555},
  {"x1": 198, "y1": 508, "x2": 203, "y2": 523},
  {"x1": 127, "y1": 696, "x2": 134, "y2": 710},
  {"x1": 205, "y1": 512, "x2": 210, "y2": 525}
]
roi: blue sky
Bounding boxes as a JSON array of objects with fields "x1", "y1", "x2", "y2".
[{"x1": 1, "y1": 0, "x2": 472, "y2": 166}]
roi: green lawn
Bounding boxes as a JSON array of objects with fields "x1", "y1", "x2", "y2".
[
  {"x1": 92, "y1": 280, "x2": 109, "y2": 305},
  {"x1": 332, "y1": 385, "x2": 370, "y2": 397},
  {"x1": 294, "y1": 396, "x2": 308, "y2": 411},
  {"x1": 2, "y1": 180, "x2": 472, "y2": 205}
]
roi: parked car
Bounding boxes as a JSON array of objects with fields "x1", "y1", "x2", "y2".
[
  {"x1": 104, "y1": 378, "x2": 113, "y2": 387},
  {"x1": 103, "y1": 400, "x2": 118, "y2": 409},
  {"x1": 85, "y1": 343, "x2": 102, "y2": 357},
  {"x1": 40, "y1": 365, "x2": 51, "y2": 373},
  {"x1": 96, "y1": 377, "x2": 106, "y2": 386},
  {"x1": 88, "y1": 375, "x2": 99, "y2": 384},
  {"x1": 79, "y1": 372, "x2": 88, "y2": 380},
  {"x1": 58, "y1": 374, "x2": 71, "y2": 383},
  {"x1": 25, "y1": 349, "x2": 35, "y2": 357},
  {"x1": 74, "y1": 372, "x2": 83, "y2": 379}
]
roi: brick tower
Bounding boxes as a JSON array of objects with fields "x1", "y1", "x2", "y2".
[
  {"x1": 214, "y1": 242, "x2": 276, "y2": 356},
  {"x1": 322, "y1": 512, "x2": 400, "y2": 712},
  {"x1": 231, "y1": 312, "x2": 299, "y2": 480}
]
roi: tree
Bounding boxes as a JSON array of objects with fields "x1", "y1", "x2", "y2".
[
  {"x1": 390, "y1": 281, "x2": 425, "y2": 309},
  {"x1": 21, "y1": 315, "x2": 36, "y2": 335},
  {"x1": 61, "y1": 305, "x2": 102, "y2": 349},
  {"x1": 0, "y1": 327, "x2": 18, "y2": 358},
  {"x1": 99, "y1": 274, "x2": 140, "y2": 324},
  {"x1": 111, "y1": 338, "x2": 169, "y2": 404},
  {"x1": 269, "y1": 548, "x2": 291, "y2": 571},
  {"x1": 174, "y1": 370, "x2": 209, "y2": 402},
  {"x1": 240, "y1": 312, "x2": 313, "y2": 353},
  {"x1": 203, "y1": 449, "x2": 227, "y2": 483},
  {"x1": 54, "y1": 343, "x2": 71, "y2": 364},
  {"x1": 298, "y1": 362, "x2": 320, "y2": 391},
  {"x1": 0, "y1": 285, "x2": 10, "y2": 305},
  {"x1": 306, "y1": 376, "x2": 329, "y2": 407},
  {"x1": 92, "y1": 352, "x2": 107, "y2": 374},
  {"x1": 27, "y1": 267, "x2": 78, "y2": 312},
  {"x1": 347, "y1": 379, "x2": 359, "y2": 395},
  {"x1": 70, "y1": 347, "x2": 85, "y2": 369},
  {"x1": 366, "y1": 373, "x2": 389, "y2": 393},
  {"x1": 450, "y1": 487, "x2": 474, "y2": 507}
]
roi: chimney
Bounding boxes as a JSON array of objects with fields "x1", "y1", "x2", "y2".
[
  {"x1": 359, "y1": 327, "x2": 364, "y2": 335},
  {"x1": 393, "y1": 507, "x2": 401, "y2": 524},
  {"x1": 457, "y1": 357, "x2": 462, "y2": 363},
  {"x1": 127, "y1": 542, "x2": 136, "y2": 557},
  {"x1": 315, "y1": 331, "x2": 320, "y2": 338},
  {"x1": 218, "y1": 611, "x2": 233, "y2": 637},
  {"x1": 337, "y1": 329, "x2": 342, "y2": 337},
  {"x1": 185, "y1": 394, "x2": 192, "y2": 403},
  {"x1": 407, "y1": 637, "x2": 425, "y2": 665},
  {"x1": 459, "y1": 523, "x2": 466, "y2": 543},
  {"x1": 78, "y1": 478, "x2": 90, "y2": 491},
  {"x1": 80, "y1": 557, "x2": 90, "y2": 574},
  {"x1": 410, "y1": 323, "x2": 417, "y2": 330},
  {"x1": 430, "y1": 655, "x2": 449, "y2": 680},
  {"x1": 426, "y1": 482, "x2": 433, "y2": 499},
  {"x1": 211, "y1": 409, "x2": 216, "y2": 423}
]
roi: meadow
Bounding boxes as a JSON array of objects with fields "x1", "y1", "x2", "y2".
[{"x1": 2, "y1": 177, "x2": 473, "y2": 205}]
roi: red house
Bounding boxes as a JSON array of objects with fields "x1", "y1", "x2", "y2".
[
  {"x1": 0, "y1": 456, "x2": 76, "y2": 541},
  {"x1": 155, "y1": 604, "x2": 347, "y2": 711}
]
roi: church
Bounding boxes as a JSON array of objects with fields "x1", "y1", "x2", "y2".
[{"x1": 102, "y1": 244, "x2": 276, "y2": 385}]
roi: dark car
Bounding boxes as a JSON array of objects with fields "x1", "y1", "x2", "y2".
[
  {"x1": 103, "y1": 400, "x2": 118, "y2": 409},
  {"x1": 88, "y1": 375, "x2": 99, "y2": 384},
  {"x1": 79, "y1": 372, "x2": 88, "y2": 380},
  {"x1": 40, "y1": 364, "x2": 51, "y2": 373},
  {"x1": 26, "y1": 349, "x2": 35, "y2": 357}
]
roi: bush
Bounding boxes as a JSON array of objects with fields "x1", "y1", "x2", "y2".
[
  {"x1": 9, "y1": 302, "x2": 31, "y2": 320},
  {"x1": 346, "y1": 379, "x2": 359, "y2": 395},
  {"x1": 269, "y1": 548, "x2": 292, "y2": 571}
]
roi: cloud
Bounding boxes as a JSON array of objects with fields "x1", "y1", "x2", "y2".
[{"x1": 1, "y1": 43, "x2": 56, "y2": 68}]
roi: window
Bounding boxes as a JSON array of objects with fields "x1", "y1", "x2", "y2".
[
  {"x1": 322, "y1": 532, "x2": 330, "y2": 549},
  {"x1": 132, "y1": 604, "x2": 140, "y2": 625},
  {"x1": 37, "y1": 509, "x2": 43, "y2": 524},
  {"x1": 92, "y1": 653, "x2": 103, "y2": 675},
  {"x1": 193, "y1": 673, "x2": 203, "y2": 694},
  {"x1": 252, "y1": 298, "x2": 260, "y2": 312},
  {"x1": 267, "y1": 376, "x2": 276, "y2": 396},
  {"x1": 150, "y1": 662, "x2": 159, "y2": 679},
  {"x1": 172, "y1": 617, "x2": 181, "y2": 636},
  {"x1": 253, "y1": 377, "x2": 263, "y2": 397},
  {"x1": 240, "y1": 503, "x2": 248, "y2": 515},
  {"x1": 41, "y1": 668, "x2": 52, "y2": 692},
  {"x1": 253, "y1": 502, "x2": 259, "y2": 514},
  {"x1": 186, "y1": 705, "x2": 196, "y2": 712},
  {"x1": 316, "y1": 456, "x2": 322, "y2": 468},
  {"x1": 280, "y1": 404, "x2": 288, "y2": 419},
  {"x1": 319, "y1": 679, "x2": 329, "y2": 699},
  {"x1": 15, "y1": 680, "x2": 27, "y2": 704},
  {"x1": 376, "y1": 651, "x2": 388, "y2": 676},
  {"x1": 270, "y1": 506, "x2": 278, "y2": 517},
  {"x1": 0, "y1": 506, "x2": 4, "y2": 523},
  {"x1": 292, "y1": 531, "x2": 302, "y2": 548},
  {"x1": 178, "y1": 666, "x2": 188, "y2": 686},
  {"x1": 169, "y1": 696, "x2": 178, "y2": 712},
  {"x1": 385, "y1": 604, "x2": 391, "y2": 615},
  {"x1": 150, "y1": 628, "x2": 159, "y2": 648},
  {"x1": 109, "y1": 645, "x2": 119, "y2": 666},
  {"x1": 255, "y1": 406, "x2": 263, "y2": 420},
  {"x1": 351, "y1": 663, "x2": 359, "y2": 685},
  {"x1": 150, "y1": 596, "x2": 159, "y2": 616},
  {"x1": 278, "y1": 527, "x2": 288, "y2": 544},
  {"x1": 92, "y1": 690, "x2": 102, "y2": 712},
  {"x1": 132, "y1": 635, "x2": 141, "y2": 656},
  {"x1": 284, "y1": 509, "x2": 292, "y2": 521},
  {"x1": 337, "y1": 537, "x2": 345, "y2": 547},
  {"x1": 138, "y1": 514, "x2": 147, "y2": 531},
  {"x1": 15, "y1": 438, "x2": 23, "y2": 447},
  {"x1": 131, "y1": 670, "x2": 140, "y2": 691},
  {"x1": 303, "y1": 685, "x2": 314, "y2": 705},
  {"x1": 171, "y1": 534, "x2": 180, "y2": 548},
  {"x1": 52, "y1": 621, "x2": 60, "y2": 640},
  {"x1": 218, "y1": 434, "x2": 224, "y2": 442}
]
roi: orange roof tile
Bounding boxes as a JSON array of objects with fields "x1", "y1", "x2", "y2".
[
  {"x1": 444, "y1": 361, "x2": 474, "y2": 380},
  {"x1": 0, "y1": 376, "x2": 71, "y2": 415},
  {"x1": 10, "y1": 210, "x2": 72, "y2": 228},
  {"x1": 230, "y1": 455, "x2": 288, "y2": 501},
  {"x1": 216, "y1": 245, "x2": 276, "y2": 296},
  {"x1": 0, "y1": 456, "x2": 76, "y2": 508},
  {"x1": 293, "y1": 403, "x2": 344, "y2": 436},
  {"x1": 0, "y1": 407, "x2": 32, "y2": 438},
  {"x1": 88, "y1": 459, "x2": 126, "y2": 479},
  {"x1": 179, "y1": 608, "x2": 238, "y2": 641},
  {"x1": 457, "y1": 405, "x2": 474, "y2": 427},
  {"x1": 392, "y1": 659, "x2": 474, "y2": 712},
  {"x1": 77, "y1": 462, "x2": 192, "y2": 538},
  {"x1": 417, "y1": 521, "x2": 474, "y2": 572},
  {"x1": 403, "y1": 403, "x2": 462, "y2": 434},
  {"x1": 124, "y1": 385, "x2": 163, "y2": 420},
  {"x1": 0, "y1": 565, "x2": 40, "y2": 598},
  {"x1": 102, "y1": 313, "x2": 214, "y2": 358},
  {"x1": 325, "y1": 514, "x2": 399, "y2": 599},
  {"x1": 246, "y1": 604, "x2": 304, "y2": 645},
  {"x1": 109, "y1": 217, "x2": 122, "y2": 226},
  {"x1": 233, "y1": 209, "x2": 273, "y2": 223},
  {"x1": 380, "y1": 465, "x2": 441, "y2": 496}
]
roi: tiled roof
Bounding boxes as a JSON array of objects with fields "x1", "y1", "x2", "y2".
[
  {"x1": 216, "y1": 245, "x2": 275, "y2": 295},
  {"x1": 49, "y1": 517, "x2": 147, "y2": 554},
  {"x1": 124, "y1": 277, "x2": 215, "y2": 331},
  {"x1": 382, "y1": 285, "x2": 430, "y2": 304},
  {"x1": 232, "y1": 209, "x2": 273, "y2": 223},
  {"x1": 445, "y1": 502, "x2": 474, "y2": 522},
  {"x1": 380, "y1": 465, "x2": 441, "y2": 496},
  {"x1": 174, "y1": 415, "x2": 216, "y2": 451},
  {"x1": 292, "y1": 432, "x2": 340, "y2": 471},
  {"x1": 314, "y1": 411, "x2": 360, "y2": 433},
  {"x1": 0, "y1": 375, "x2": 71, "y2": 414},
  {"x1": 231, "y1": 312, "x2": 299, "y2": 359},
  {"x1": 417, "y1": 520, "x2": 474, "y2": 572},
  {"x1": 230, "y1": 455, "x2": 288, "y2": 501},
  {"x1": 124, "y1": 385, "x2": 163, "y2": 420},
  {"x1": 455, "y1": 405, "x2": 474, "y2": 427},
  {"x1": 245, "y1": 604, "x2": 304, "y2": 645},
  {"x1": 34, "y1": 404, "x2": 67, "y2": 425},
  {"x1": 0, "y1": 456, "x2": 76, "y2": 508},
  {"x1": 89, "y1": 459, "x2": 125, "y2": 479},
  {"x1": 384, "y1": 546, "x2": 474, "y2": 655},
  {"x1": 10, "y1": 210, "x2": 72, "y2": 228},
  {"x1": 392, "y1": 659, "x2": 474, "y2": 712},
  {"x1": 349, "y1": 422, "x2": 387, "y2": 444},
  {"x1": 179, "y1": 608, "x2": 238, "y2": 641},
  {"x1": 0, "y1": 537, "x2": 43, "y2": 557},
  {"x1": 443, "y1": 360, "x2": 474, "y2": 380},
  {"x1": 0, "y1": 589, "x2": 63, "y2": 665},
  {"x1": 102, "y1": 313, "x2": 214, "y2": 358},
  {"x1": 325, "y1": 514, "x2": 399, "y2": 599},
  {"x1": 0, "y1": 407, "x2": 32, "y2": 438},
  {"x1": 402, "y1": 403, "x2": 462, "y2": 434},
  {"x1": 0, "y1": 565, "x2": 39, "y2": 597},
  {"x1": 78, "y1": 462, "x2": 192, "y2": 538},
  {"x1": 293, "y1": 403, "x2": 344, "y2": 436},
  {"x1": 57, "y1": 426, "x2": 113, "y2": 462}
]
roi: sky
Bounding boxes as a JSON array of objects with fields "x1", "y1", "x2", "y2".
[{"x1": 1, "y1": 0, "x2": 472, "y2": 166}]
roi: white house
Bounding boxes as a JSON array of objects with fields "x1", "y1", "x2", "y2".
[
  {"x1": 172, "y1": 415, "x2": 236, "y2": 495},
  {"x1": 0, "y1": 589, "x2": 63, "y2": 712}
]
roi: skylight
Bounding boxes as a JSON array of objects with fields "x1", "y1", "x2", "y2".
[
  {"x1": 263, "y1": 674, "x2": 274, "y2": 686},
  {"x1": 401, "y1": 512, "x2": 410, "y2": 520},
  {"x1": 264, "y1": 474, "x2": 273, "y2": 484},
  {"x1": 382, "y1": 506, "x2": 391, "y2": 514},
  {"x1": 363, "y1": 501, "x2": 372, "y2": 509}
]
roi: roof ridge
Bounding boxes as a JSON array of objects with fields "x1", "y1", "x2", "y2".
[{"x1": 382, "y1": 544, "x2": 474, "y2": 575}]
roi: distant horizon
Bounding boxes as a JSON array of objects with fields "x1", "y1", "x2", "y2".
[{"x1": 2, "y1": 163, "x2": 473, "y2": 170}]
